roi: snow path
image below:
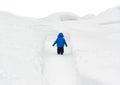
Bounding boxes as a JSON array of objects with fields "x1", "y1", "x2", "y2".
[
  {"x1": 41, "y1": 32, "x2": 81, "y2": 85},
  {"x1": 42, "y1": 55, "x2": 80, "y2": 85}
]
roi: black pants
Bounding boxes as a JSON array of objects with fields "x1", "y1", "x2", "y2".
[{"x1": 57, "y1": 47, "x2": 64, "y2": 55}]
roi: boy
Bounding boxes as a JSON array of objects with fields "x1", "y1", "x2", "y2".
[{"x1": 52, "y1": 33, "x2": 67, "y2": 55}]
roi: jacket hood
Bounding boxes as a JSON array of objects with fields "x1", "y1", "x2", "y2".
[{"x1": 58, "y1": 33, "x2": 64, "y2": 38}]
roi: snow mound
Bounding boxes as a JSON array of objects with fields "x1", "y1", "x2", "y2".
[
  {"x1": 0, "y1": 11, "x2": 14, "y2": 16},
  {"x1": 0, "y1": 11, "x2": 15, "y2": 19},
  {"x1": 42, "y1": 12, "x2": 80, "y2": 22},
  {"x1": 96, "y1": 6, "x2": 120, "y2": 23},
  {"x1": 0, "y1": 11, "x2": 35, "y2": 24}
]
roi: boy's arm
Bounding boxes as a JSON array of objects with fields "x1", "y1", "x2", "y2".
[
  {"x1": 64, "y1": 39, "x2": 67, "y2": 47},
  {"x1": 52, "y1": 39, "x2": 57, "y2": 46}
]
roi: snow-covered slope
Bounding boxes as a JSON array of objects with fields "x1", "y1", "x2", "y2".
[
  {"x1": 0, "y1": 7, "x2": 120, "y2": 85},
  {"x1": 97, "y1": 7, "x2": 120, "y2": 21},
  {"x1": 89, "y1": 7, "x2": 120, "y2": 24}
]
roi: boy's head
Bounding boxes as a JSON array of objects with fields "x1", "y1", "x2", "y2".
[{"x1": 58, "y1": 32, "x2": 64, "y2": 38}]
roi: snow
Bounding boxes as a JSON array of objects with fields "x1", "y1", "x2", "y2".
[
  {"x1": 0, "y1": 7, "x2": 120, "y2": 85},
  {"x1": 42, "y1": 12, "x2": 80, "y2": 22},
  {"x1": 81, "y1": 14, "x2": 95, "y2": 19},
  {"x1": 92, "y1": 7, "x2": 120, "y2": 24}
]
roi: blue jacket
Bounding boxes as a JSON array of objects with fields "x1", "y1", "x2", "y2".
[{"x1": 53, "y1": 33, "x2": 67, "y2": 47}]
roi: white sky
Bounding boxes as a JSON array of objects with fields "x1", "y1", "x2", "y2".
[{"x1": 0, "y1": 0, "x2": 120, "y2": 18}]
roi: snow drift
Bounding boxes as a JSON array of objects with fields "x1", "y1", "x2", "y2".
[{"x1": 42, "y1": 12, "x2": 80, "y2": 22}]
